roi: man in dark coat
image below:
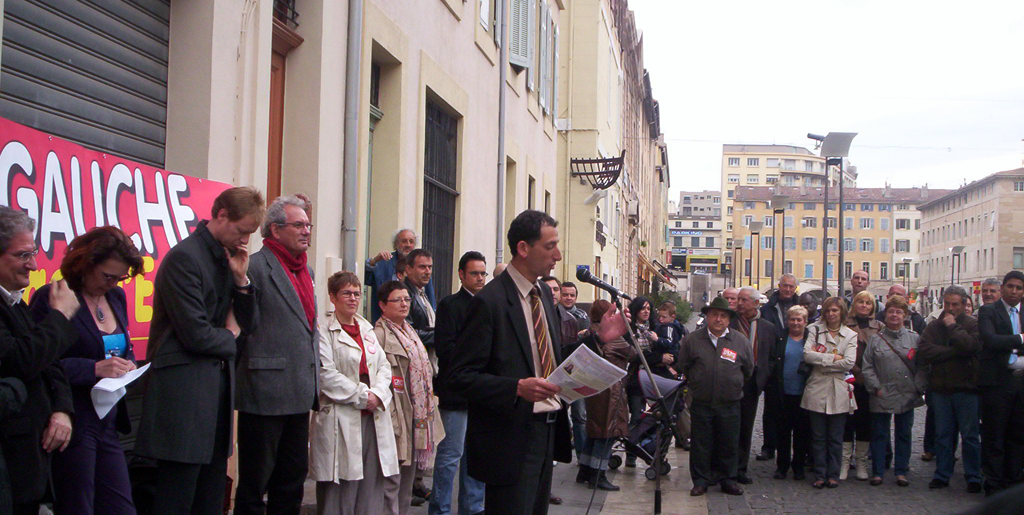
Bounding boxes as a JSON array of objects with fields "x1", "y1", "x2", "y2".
[
  {"x1": 404, "y1": 248, "x2": 436, "y2": 354},
  {"x1": 757, "y1": 274, "x2": 798, "y2": 461},
  {"x1": 234, "y1": 195, "x2": 319, "y2": 515},
  {"x1": 135, "y1": 187, "x2": 263, "y2": 515},
  {"x1": 448, "y1": 210, "x2": 627, "y2": 515},
  {"x1": 976, "y1": 270, "x2": 1024, "y2": 496},
  {"x1": 731, "y1": 286, "x2": 776, "y2": 484},
  {"x1": 0, "y1": 370, "x2": 26, "y2": 514},
  {"x1": 430, "y1": 251, "x2": 488, "y2": 515},
  {"x1": 0, "y1": 206, "x2": 80, "y2": 515}
]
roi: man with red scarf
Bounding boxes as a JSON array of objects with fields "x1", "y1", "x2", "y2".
[{"x1": 235, "y1": 195, "x2": 320, "y2": 515}]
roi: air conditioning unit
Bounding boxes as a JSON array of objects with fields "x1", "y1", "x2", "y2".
[{"x1": 627, "y1": 199, "x2": 639, "y2": 225}]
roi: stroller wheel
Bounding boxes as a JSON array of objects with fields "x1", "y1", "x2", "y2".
[
  {"x1": 645, "y1": 467, "x2": 657, "y2": 480},
  {"x1": 608, "y1": 454, "x2": 622, "y2": 469},
  {"x1": 660, "y1": 460, "x2": 671, "y2": 476}
]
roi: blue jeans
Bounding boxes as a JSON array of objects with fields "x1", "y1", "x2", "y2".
[
  {"x1": 580, "y1": 437, "x2": 616, "y2": 471},
  {"x1": 429, "y1": 409, "x2": 485, "y2": 515},
  {"x1": 930, "y1": 391, "x2": 982, "y2": 484},
  {"x1": 871, "y1": 411, "x2": 914, "y2": 478},
  {"x1": 570, "y1": 398, "x2": 588, "y2": 462}
]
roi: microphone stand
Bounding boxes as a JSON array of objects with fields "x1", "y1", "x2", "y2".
[{"x1": 611, "y1": 291, "x2": 672, "y2": 515}]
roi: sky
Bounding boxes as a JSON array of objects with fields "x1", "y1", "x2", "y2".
[{"x1": 628, "y1": 0, "x2": 1024, "y2": 197}]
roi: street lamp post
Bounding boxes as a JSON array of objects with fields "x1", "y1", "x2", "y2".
[
  {"x1": 951, "y1": 246, "x2": 965, "y2": 286},
  {"x1": 771, "y1": 192, "x2": 790, "y2": 294},
  {"x1": 902, "y1": 257, "x2": 913, "y2": 292},
  {"x1": 750, "y1": 221, "x2": 764, "y2": 292},
  {"x1": 808, "y1": 132, "x2": 858, "y2": 297},
  {"x1": 735, "y1": 240, "x2": 744, "y2": 287}
]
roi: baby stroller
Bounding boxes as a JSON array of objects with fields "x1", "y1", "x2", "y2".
[{"x1": 607, "y1": 373, "x2": 685, "y2": 480}]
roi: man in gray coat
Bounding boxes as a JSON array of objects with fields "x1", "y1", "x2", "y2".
[
  {"x1": 136, "y1": 187, "x2": 264, "y2": 515},
  {"x1": 234, "y1": 195, "x2": 319, "y2": 515}
]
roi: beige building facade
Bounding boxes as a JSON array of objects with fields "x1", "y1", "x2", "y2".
[
  {"x1": 918, "y1": 168, "x2": 1024, "y2": 312},
  {"x1": 668, "y1": 191, "x2": 723, "y2": 273}
]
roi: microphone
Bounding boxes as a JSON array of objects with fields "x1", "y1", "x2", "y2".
[{"x1": 576, "y1": 267, "x2": 632, "y2": 301}]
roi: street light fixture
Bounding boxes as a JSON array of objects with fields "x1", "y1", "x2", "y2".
[
  {"x1": 750, "y1": 221, "x2": 764, "y2": 292},
  {"x1": 950, "y1": 246, "x2": 965, "y2": 285},
  {"x1": 902, "y1": 257, "x2": 913, "y2": 292},
  {"x1": 734, "y1": 239, "x2": 744, "y2": 287},
  {"x1": 808, "y1": 132, "x2": 858, "y2": 297},
  {"x1": 771, "y1": 192, "x2": 790, "y2": 294}
]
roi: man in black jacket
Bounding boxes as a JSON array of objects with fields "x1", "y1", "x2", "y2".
[
  {"x1": 757, "y1": 274, "x2": 798, "y2": 461},
  {"x1": 430, "y1": 251, "x2": 488, "y2": 515},
  {"x1": 404, "y1": 248, "x2": 436, "y2": 356},
  {"x1": 731, "y1": 286, "x2": 776, "y2": 485},
  {"x1": 448, "y1": 210, "x2": 627, "y2": 515},
  {"x1": 0, "y1": 206, "x2": 80, "y2": 515},
  {"x1": 976, "y1": 270, "x2": 1024, "y2": 496}
]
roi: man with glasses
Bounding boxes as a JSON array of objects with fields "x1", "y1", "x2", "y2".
[
  {"x1": 430, "y1": 251, "x2": 488, "y2": 515},
  {"x1": 233, "y1": 195, "x2": 319, "y2": 515},
  {"x1": 367, "y1": 229, "x2": 435, "y2": 322},
  {"x1": 0, "y1": 206, "x2": 80, "y2": 515}
]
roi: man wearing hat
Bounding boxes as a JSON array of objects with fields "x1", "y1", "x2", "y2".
[{"x1": 678, "y1": 296, "x2": 754, "y2": 497}]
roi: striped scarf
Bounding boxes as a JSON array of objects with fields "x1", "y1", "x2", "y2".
[{"x1": 383, "y1": 318, "x2": 435, "y2": 470}]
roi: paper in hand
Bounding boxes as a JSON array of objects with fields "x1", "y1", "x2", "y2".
[{"x1": 91, "y1": 363, "x2": 151, "y2": 418}]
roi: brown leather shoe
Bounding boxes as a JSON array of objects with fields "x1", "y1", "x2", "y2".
[
  {"x1": 720, "y1": 481, "x2": 744, "y2": 495},
  {"x1": 690, "y1": 485, "x2": 707, "y2": 496},
  {"x1": 548, "y1": 494, "x2": 562, "y2": 505}
]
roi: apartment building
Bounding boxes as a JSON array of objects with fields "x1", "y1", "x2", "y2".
[
  {"x1": 732, "y1": 185, "x2": 948, "y2": 301},
  {"x1": 667, "y1": 191, "x2": 723, "y2": 273},
  {"x1": 918, "y1": 168, "x2": 1024, "y2": 312}
]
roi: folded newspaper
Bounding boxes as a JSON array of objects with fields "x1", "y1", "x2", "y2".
[{"x1": 546, "y1": 344, "x2": 627, "y2": 403}]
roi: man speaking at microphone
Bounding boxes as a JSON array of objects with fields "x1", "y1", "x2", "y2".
[{"x1": 448, "y1": 210, "x2": 629, "y2": 515}]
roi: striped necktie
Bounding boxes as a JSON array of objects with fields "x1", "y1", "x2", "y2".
[{"x1": 529, "y1": 287, "x2": 555, "y2": 377}]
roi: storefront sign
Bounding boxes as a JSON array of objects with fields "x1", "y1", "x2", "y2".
[
  {"x1": 688, "y1": 249, "x2": 719, "y2": 256},
  {"x1": 0, "y1": 118, "x2": 232, "y2": 358},
  {"x1": 670, "y1": 229, "x2": 703, "y2": 236}
]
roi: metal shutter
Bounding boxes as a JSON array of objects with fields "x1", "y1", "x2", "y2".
[{"x1": 1, "y1": 0, "x2": 170, "y2": 167}]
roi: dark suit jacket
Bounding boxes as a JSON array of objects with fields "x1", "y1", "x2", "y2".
[
  {"x1": 730, "y1": 315, "x2": 775, "y2": 394},
  {"x1": 435, "y1": 288, "x2": 473, "y2": 411},
  {"x1": 0, "y1": 293, "x2": 76, "y2": 504},
  {"x1": 448, "y1": 270, "x2": 573, "y2": 486},
  {"x1": 29, "y1": 285, "x2": 134, "y2": 435},
  {"x1": 977, "y1": 299, "x2": 1024, "y2": 388},
  {"x1": 236, "y1": 248, "x2": 318, "y2": 415},
  {"x1": 135, "y1": 221, "x2": 257, "y2": 464},
  {"x1": 0, "y1": 373, "x2": 26, "y2": 513},
  {"x1": 404, "y1": 278, "x2": 435, "y2": 351}
]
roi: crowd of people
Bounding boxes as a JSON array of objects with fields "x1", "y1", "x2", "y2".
[
  {"x1": 1, "y1": 184, "x2": 1022, "y2": 515},
  {"x1": 680, "y1": 268, "x2": 1024, "y2": 501}
]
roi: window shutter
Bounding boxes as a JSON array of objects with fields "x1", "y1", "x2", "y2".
[
  {"x1": 509, "y1": 0, "x2": 530, "y2": 67},
  {"x1": 526, "y1": 0, "x2": 536, "y2": 90},
  {"x1": 552, "y1": 25, "x2": 559, "y2": 116},
  {"x1": 538, "y1": 3, "x2": 549, "y2": 111}
]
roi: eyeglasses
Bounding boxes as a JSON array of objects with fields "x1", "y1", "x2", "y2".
[
  {"x1": 387, "y1": 297, "x2": 412, "y2": 304},
  {"x1": 8, "y1": 249, "x2": 38, "y2": 263},
  {"x1": 467, "y1": 271, "x2": 489, "y2": 278},
  {"x1": 102, "y1": 272, "x2": 131, "y2": 283},
  {"x1": 276, "y1": 222, "x2": 314, "y2": 230},
  {"x1": 338, "y1": 291, "x2": 361, "y2": 299}
]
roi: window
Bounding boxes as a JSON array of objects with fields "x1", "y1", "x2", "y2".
[
  {"x1": 802, "y1": 237, "x2": 817, "y2": 251},
  {"x1": 762, "y1": 236, "x2": 774, "y2": 249},
  {"x1": 422, "y1": 100, "x2": 460, "y2": 297},
  {"x1": 1015, "y1": 248, "x2": 1024, "y2": 269},
  {"x1": 727, "y1": 174, "x2": 740, "y2": 184},
  {"x1": 845, "y1": 203, "x2": 856, "y2": 211},
  {"x1": 862, "y1": 261, "x2": 871, "y2": 275},
  {"x1": 784, "y1": 237, "x2": 795, "y2": 251},
  {"x1": 727, "y1": 222, "x2": 733, "y2": 231},
  {"x1": 844, "y1": 238, "x2": 855, "y2": 252},
  {"x1": 706, "y1": 237, "x2": 715, "y2": 248},
  {"x1": 880, "y1": 238, "x2": 889, "y2": 253},
  {"x1": 860, "y1": 238, "x2": 874, "y2": 252},
  {"x1": 744, "y1": 259, "x2": 751, "y2": 276},
  {"x1": 826, "y1": 237, "x2": 837, "y2": 252},
  {"x1": 713, "y1": 196, "x2": 721, "y2": 204},
  {"x1": 915, "y1": 262, "x2": 920, "y2": 278},
  {"x1": 896, "y1": 218, "x2": 910, "y2": 230},
  {"x1": 763, "y1": 215, "x2": 774, "y2": 227},
  {"x1": 765, "y1": 260, "x2": 773, "y2": 276},
  {"x1": 683, "y1": 196, "x2": 692, "y2": 204},
  {"x1": 746, "y1": 175, "x2": 760, "y2": 184},
  {"x1": 783, "y1": 260, "x2": 792, "y2": 274},
  {"x1": 827, "y1": 262, "x2": 834, "y2": 279},
  {"x1": 880, "y1": 262, "x2": 889, "y2": 280},
  {"x1": 766, "y1": 158, "x2": 780, "y2": 168},
  {"x1": 788, "y1": 202, "x2": 796, "y2": 210},
  {"x1": 1016, "y1": 181, "x2": 1024, "y2": 192},
  {"x1": 804, "y1": 202, "x2": 817, "y2": 210},
  {"x1": 691, "y1": 237, "x2": 700, "y2": 247},
  {"x1": 860, "y1": 218, "x2": 874, "y2": 230},
  {"x1": 845, "y1": 217, "x2": 853, "y2": 229},
  {"x1": 826, "y1": 217, "x2": 837, "y2": 228},
  {"x1": 784, "y1": 216, "x2": 793, "y2": 228},
  {"x1": 727, "y1": 206, "x2": 733, "y2": 215},
  {"x1": 766, "y1": 175, "x2": 779, "y2": 184},
  {"x1": 728, "y1": 157, "x2": 740, "y2": 167},
  {"x1": 802, "y1": 216, "x2": 817, "y2": 228},
  {"x1": 783, "y1": 159, "x2": 796, "y2": 170},
  {"x1": 861, "y1": 203, "x2": 874, "y2": 211},
  {"x1": 706, "y1": 222, "x2": 713, "y2": 228},
  {"x1": 844, "y1": 261, "x2": 853, "y2": 278},
  {"x1": 673, "y1": 236, "x2": 682, "y2": 247},
  {"x1": 747, "y1": 158, "x2": 759, "y2": 167},
  {"x1": 896, "y1": 239, "x2": 910, "y2": 253},
  {"x1": 727, "y1": 190, "x2": 734, "y2": 199},
  {"x1": 880, "y1": 218, "x2": 889, "y2": 231},
  {"x1": 742, "y1": 215, "x2": 753, "y2": 226},
  {"x1": 683, "y1": 207, "x2": 692, "y2": 215},
  {"x1": 528, "y1": 176, "x2": 536, "y2": 209},
  {"x1": 805, "y1": 263, "x2": 814, "y2": 278},
  {"x1": 692, "y1": 221, "x2": 699, "y2": 228},
  {"x1": 897, "y1": 204, "x2": 910, "y2": 210},
  {"x1": 805, "y1": 160, "x2": 815, "y2": 172},
  {"x1": 879, "y1": 204, "x2": 892, "y2": 212}
]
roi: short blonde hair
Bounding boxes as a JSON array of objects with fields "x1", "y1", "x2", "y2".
[
  {"x1": 852, "y1": 291, "x2": 877, "y2": 317},
  {"x1": 786, "y1": 304, "x2": 808, "y2": 321}
]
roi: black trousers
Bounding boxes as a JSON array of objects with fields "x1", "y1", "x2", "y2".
[
  {"x1": 761, "y1": 388, "x2": 780, "y2": 454},
  {"x1": 690, "y1": 400, "x2": 741, "y2": 487},
  {"x1": 485, "y1": 418, "x2": 554, "y2": 515},
  {"x1": 843, "y1": 385, "x2": 872, "y2": 442},
  {"x1": 152, "y1": 369, "x2": 231, "y2": 515},
  {"x1": 775, "y1": 394, "x2": 810, "y2": 474},
  {"x1": 737, "y1": 385, "x2": 762, "y2": 476},
  {"x1": 809, "y1": 412, "x2": 847, "y2": 482},
  {"x1": 235, "y1": 412, "x2": 310, "y2": 515},
  {"x1": 980, "y1": 379, "x2": 1024, "y2": 494}
]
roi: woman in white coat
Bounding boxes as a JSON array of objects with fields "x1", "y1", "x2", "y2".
[{"x1": 309, "y1": 272, "x2": 399, "y2": 515}]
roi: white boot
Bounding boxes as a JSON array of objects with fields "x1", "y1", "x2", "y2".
[
  {"x1": 855, "y1": 441, "x2": 870, "y2": 480},
  {"x1": 839, "y1": 442, "x2": 853, "y2": 480}
]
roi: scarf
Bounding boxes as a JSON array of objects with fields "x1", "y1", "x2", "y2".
[
  {"x1": 735, "y1": 313, "x2": 753, "y2": 339},
  {"x1": 263, "y1": 238, "x2": 316, "y2": 329},
  {"x1": 634, "y1": 321, "x2": 653, "y2": 353},
  {"x1": 383, "y1": 317, "x2": 435, "y2": 470}
]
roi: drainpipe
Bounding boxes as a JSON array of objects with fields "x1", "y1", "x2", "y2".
[
  {"x1": 495, "y1": 0, "x2": 509, "y2": 263},
  {"x1": 341, "y1": 0, "x2": 363, "y2": 269}
]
